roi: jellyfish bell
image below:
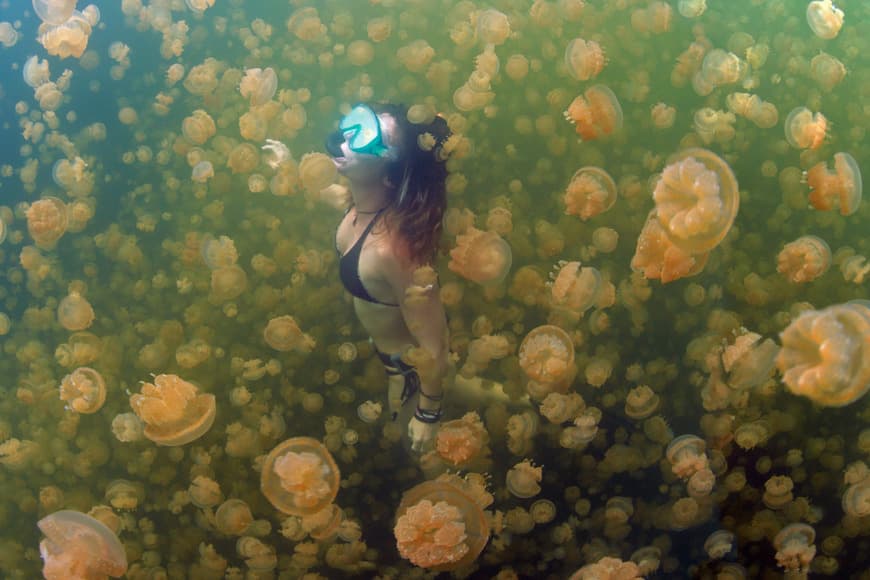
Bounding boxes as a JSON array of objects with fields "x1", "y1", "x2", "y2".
[
  {"x1": 564, "y1": 38, "x2": 606, "y2": 81},
  {"x1": 27, "y1": 196, "x2": 68, "y2": 248},
  {"x1": 776, "y1": 235, "x2": 831, "y2": 283},
  {"x1": 239, "y1": 67, "x2": 277, "y2": 107},
  {"x1": 563, "y1": 84, "x2": 623, "y2": 141},
  {"x1": 518, "y1": 324, "x2": 576, "y2": 394},
  {"x1": 564, "y1": 166, "x2": 617, "y2": 220},
  {"x1": 32, "y1": 0, "x2": 77, "y2": 26},
  {"x1": 784, "y1": 107, "x2": 828, "y2": 151},
  {"x1": 260, "y1": 437, "x2": 340, "y2": 516},
  {"x1": 38, "y1": 510, "x2": 127, "y2": 579},
  {"x1": 129, "y1": 374, "x2": 217, "y2": 446},
  {"x1": 394, "y1": 477, "x2": 490, "y2": 571},
  {"x1": 448, "y1": 227, "x2": 512, "y2": 285},
  {"x1": 59, "y1": 367, "x2": 105, "y2": 414},
  {"x1": 652, "y1": 148, "x2": 739, "y2": 255}
]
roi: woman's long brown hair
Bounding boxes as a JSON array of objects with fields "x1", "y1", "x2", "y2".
[{"x1": 373, "y1": 103, "x2": 451, "y2": 266}]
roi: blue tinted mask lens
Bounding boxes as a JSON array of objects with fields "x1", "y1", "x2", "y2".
[{"x1": 338, "y1": 105, "x2": 389, "y2": 157}]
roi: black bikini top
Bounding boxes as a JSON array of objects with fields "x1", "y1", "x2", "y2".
[{"x1": 337, "y1": 208, "x2": 399, "y2": 307}]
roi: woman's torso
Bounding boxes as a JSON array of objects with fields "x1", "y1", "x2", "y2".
[{"x1": 335, "y1": 208, "x2": 416, "y2": 354}]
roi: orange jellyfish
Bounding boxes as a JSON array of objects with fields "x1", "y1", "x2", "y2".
[
  {"x1": 806, "y1": 0, "x2": 844, "y2": 40},
  {"x1": 564, "y1": 166, "x2": 617, "y2": 220},
  {"x1": 806, "y1": 152, "x2": 862, "y2": 216},
  {"x1": 564, "y1": 38, "x2": 606, "y2": 81},
  {"x1": 448, "y1": 226, "x2": 512, "y2": 285},
  {"x1": 129, "y1": 374, "x2": 217, "y2": 445},
  {"x1": 261, "y1": 437, "x2": 340, "y2": 516},
  {"x1": 563, "y1": 84, "x2": 623, "y2": 141},
  {"x1": 776, "y1": 235, "x2": 831, "y2": 283},
  {"x1": 631, "y1": 209, "x2": 710, "y2": 283},
  {"x1": 810, "y1": 52, "x2": 846, "y2": 91},
  {"x1": 26, "y1": 197, "x2": 68, "y2": 248},
  {"x1": 652, "y1": 148, "x2": 739, "y2": 254},
  {"x1": 776, "y1": 301, "x2": 870, "y2": 407},
  {"x1": 549, "y1": 261, "x2": 602, "y2": 315},
  {"x1": 394, "y1": 476, "x2": 490, "y2": 571},
  {"x1": 38, "y1": 509, "x2": 127, "y2": 579},
  {"x1": 518, "y1": 324, "x2": 576, "y2": 396},
  {"x1": 422, "y1": 412, "x2": 491, "y2": 473},
  {"x1": 773, "y1": 523, "x2": 816, "y2": 575},
  {"x1": 59, "y1": 367, "x2": 106, "y2": 414},
  {"x1": 784, "y1": 107, "x2": 827, "y2": 150}
]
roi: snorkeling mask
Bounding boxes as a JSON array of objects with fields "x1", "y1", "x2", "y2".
[{"x1": 326, "y1": 104, "x2": 393, "y2": 159}]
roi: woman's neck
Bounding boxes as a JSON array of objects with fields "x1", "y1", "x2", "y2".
[{"x1": 349, "y1": 179, "x2": 390, "y2": 213}]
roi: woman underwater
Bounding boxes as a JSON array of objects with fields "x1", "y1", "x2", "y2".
[{"x1": 326, "y1": 103, "x2": 452, "y2": 452}]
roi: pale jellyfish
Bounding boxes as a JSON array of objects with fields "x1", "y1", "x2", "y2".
[
  {"x1": 394, "y1": 477, "x2": 490, "y2": 571},
  {"x1": 262, "y1": 139, "x2": 291, "y2": 169},
  {"x1": 57, "y1": 289, "x2": 95, "y2": 331},
  {"x1": 396, "y1": 39, "x2": 435, "y2": 72},
  {"x1": 23, "y1": 55, "x2": 51, "y2": 88},
  {"x1": 563, "y1": 166, "x2": 617, "y2": 220},
  {"x1": 0, "y1": 22, "x2": 19, "y2": 47},
  {"x1": 38, "y1": 12, "x2": 92, "y2": 59},
  {"x1": 448, "y1": 227, "x2": 512, "y2": 285},
  {"x1": 569, "y1": 557, "x2": 641, "y2": 580},
  {"x1": 210, "y1": 265, "x2": 247, "y2": 302},
  {"x1": 129, "y1": 374, "x2": 217, "y2": 446},
  {"x1": 518, "y1": 324, "x2": 575, "y2": 393},
  {"x1": 549, "y1": 261, "x2": 602, "y2": 315},
  {"x1": 784, "y1": 107, "x2": 827, "y2": 150},
  {"x1": 201, "y1": 234, "x2": 238, "y2": 269},
  {"x1": 38, "y1": 510, "x2": 127, "y2": 579},
  {"x1": 773, "y1": 523, "x2": 816, "y2": 575},
  {"x1": 630, "y1": 1, "x2": 673, "y2": 34},
  {"x1": 227, "y1": 142, "x2": 260, "y2": 174},
  {"x1": 239, "y1": 67, "x2": 277, "y2": 107},
  {"x1": 776, "y1": 301, "x2": 870, "y2": 407},
  {"x1": 806, "y1": 152, "x2": 862, "y2": 216},
  {"x1": 264, "y1": 315, "x2": 315, "y2": 352},
  {"x1": 261, "y1": 437, "x2": 340, "y2": 515},
  {"x1": 506, "y1": 460, "x2": 542, "y2": 498},
  {"x1": 563, "y1": 84, "x2": 623, "y2": 141},
  {"x1": 806, "y1": 0, "x2": 844, "y2": 39},
  {"x1": 185, "y1": 0, "x2": 216, "y2": 15},
  {"x1": 810, "y1": 52, "x2": 846, "y2": 91},
  {"x1": 191, "y1": 160, "x2": 214, "y2": 183},
  {"x1": 32, "y1": 0, "x2": 77, "y2": 25},
  {"x1": 181, "y1": 109, "x2": 216, "y2": 144},
  {"x1": 776, "y1": 235, "x2": 831, "y2": 283},
  {"x1": 475, "y1": 9, "x2": 511, "y2": 45},
  {"x1": 700, "y1": 49, "x2": 743, "y2": 86},
  {"x1": 59, "y1": 367, "x2": 105, "y2": 414},
  {"x1": 564, "y1": 38, "x2": 606, "y2": 81},
  {"x1": 298, "y1": 152, "x2": 337, "y2": 195},
  {"x1": 678, "y1": 0, "x2": 706, "y2": 18},
  {"x1": 27, "y1": 197, "x2": 67, "y2": 248},
  {"x1": 652, "y1": 148, "x2": 739, "y2": 254}
]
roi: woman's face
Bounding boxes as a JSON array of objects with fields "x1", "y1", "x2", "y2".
[{"x1": 331, "y1": 112, "x2": 400, "y2": 182}]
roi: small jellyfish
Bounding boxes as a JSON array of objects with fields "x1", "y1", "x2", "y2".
[
  {"x1": 678, "y1": 0, "x2": 707, "y2": 18},
  {"x1": 806, "y1": 152, "x2": 863, "y2": 216},
  {"x1": 448, "y1": 227, "x2": 512, "y2": 285},
  {"x1": 549, "y1": 261, "x2": 602, "y2": 315},
  {"x1": 239, "y1": 67, "x2": 277, "y2": 107},
  {"x1": 632, "y1": 209, "x2": 710, "y2": 284},
  {"x1": 38, "y1": 510, "x2": 127, "y2": 579},
  {"x1": 506, "y1": 460, "x2": 542, "y2": 498},
  {"x1": 261, "y1": 437, "x2": 340, "y2": 516},
  {"x1": 652, "y1": 148, "x2": 739, "y2": 254},
  {"x1": 700, "y1": 49, "x2": 744, "y2": 86},
  {"x1": 810, "y1": 52, "x2": 846, "y2": 91},
  {"x1": 773, "y1": 523, "x2": 816, "y2": 575},
  {"x1": 806, "y1": 0, "x2": 844, "y2": 39},
  {"x1": 182, "y1": 109, "x2": 216, "y2": 144},
  {"x1": 784, "y1": 107, "x2": 827, "y2": 150},
  {"x1": 191, "y1": 160, "x2": 214, "y2": 183},
  {"x1": 424, "y1": 412, "x2": 491, "y2": 470},
  {"x1": 264, "y1": 315, "x2": 315, "y2": 352},
  {"x1": 776, "y1": 235, "x2": 831, "y2": 283},
  {"x1": 624, "y1": 385, "x2": 660, "y2": 419},
  {"x1": 475, "y1": 8, "x2": 511, "y2": 46},
  {"x1": 210, "y1": 265, "x2": 248, "y2": 302},
  {"x1": 57, "y1": 289, "x2": 95, "y2": 331},
  {"x1": 27, "y1": 197, "x2": 68, "y2": 248},
  {"x1": 394, "y1": 476, "x2": 490, "y2": 571},
  {"x1": 564, "y1": 166, "x2": 617, "y2": 220},
  {"x1": 564, "y1": 38, "x2": 606, "y2": 81},
  {"x1": 518, "y1": 325, "x2": 576, "y2": 391},
  {"x1": 776, "y1": 301, "x2": 870, "y2": 407},
  {"x1": 262, "y1": 139, "x2": 290, "y2": 169},
  {"x1": 298, "y1": 152, "x2": 337, "y2": 195},
  {"x1": 666, "y1": 434, "x2": 708, "y2": 480},
  {"x1": 59, "y1": 367, "x2": 105, "y2": 414},
  {"x1": 563, "y1": 84, "x2": 623, "y2": 141},
  {"x1": 201, "y1": 234, "x2": 238, "y2": 269},
  {"x1": 129, "y1": 374, "x2": 217, "y2": 446}
]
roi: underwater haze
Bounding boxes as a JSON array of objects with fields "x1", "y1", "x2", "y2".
[{"x1": 0, "y1": 0, "x2": 869, "y2": 578}]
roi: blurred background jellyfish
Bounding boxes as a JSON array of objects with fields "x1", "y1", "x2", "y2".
[{"x1": 38, "y1": 510, "x2": 127, "y2": 579}]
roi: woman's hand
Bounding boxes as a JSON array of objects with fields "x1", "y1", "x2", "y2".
[{"x1": 407, "y1": 416, "x2": 438, "y2": 452}]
